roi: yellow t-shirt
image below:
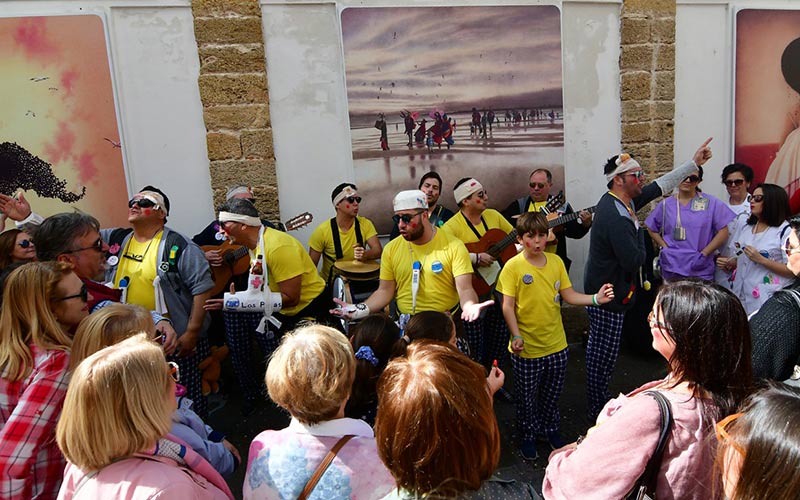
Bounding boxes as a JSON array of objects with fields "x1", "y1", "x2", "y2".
[
  {"x1": 442, "y1": 208, "x2": 514, "y2": 244},
  {"x1": 253, "y1": 228, "x2": 325, "y2": 317},
  {"x1": 496, "y1": 252, "x2": 571, "y2": 358},
  {"x1": 114, "y1": 231, "x2": 163, "y2": 312},
  {"x1": 526, "y1": 200, "x2": 557, "y2": 254},
  {"x1": 380, "y1": 229, "x2": 473, "y2": 314},
  {"x1": 308, "y1": 216, "x2": 378, "y2": 280}
]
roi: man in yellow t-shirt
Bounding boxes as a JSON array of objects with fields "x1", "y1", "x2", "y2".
[
  {"x1": 332, "y1": 190, "x2": 492, "y2": 327},
  {"x1": 308, "y1": 183, "x2": 382, "y2": 282},
  {"x1": 442, "y1": 177, "x2": 515, "y2": 371}
]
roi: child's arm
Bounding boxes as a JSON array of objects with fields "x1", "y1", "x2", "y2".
[
  {"x1": 561, "y1": 283, "x2": 615, "y2": 306},
  {"x1": 500, "y1": 293, "x2": 524, "y2": 353}
]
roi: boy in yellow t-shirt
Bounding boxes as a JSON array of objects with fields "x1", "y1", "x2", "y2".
[{"x1": 497, "y1": 212, "x2": 614, "y2": 460}]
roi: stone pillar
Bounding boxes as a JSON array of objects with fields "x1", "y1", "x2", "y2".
[
  {"x1": 619, "y1": 0, "x2": 676, "y2": 178},
  {"x1": 191, "y1": 0, "x2": 279, "y2": 220}
]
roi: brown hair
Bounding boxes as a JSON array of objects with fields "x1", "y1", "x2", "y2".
[
  {"x1": 0, "y1": 229, "x2": 25, "y2": 270},
  {"x1": 391, "y1": 311, "x2": 454, "y2": 357},
  {"x1": 375, "y1": 340, "x2": 500, "y2": 496},
  {"x1": 345, "y1": 314, "x2": 399, "y2": 421},
  {"x1": 516, "y1": 211, "x2": 549, "y2": 236}
]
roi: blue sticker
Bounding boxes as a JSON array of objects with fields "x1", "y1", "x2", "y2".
[
  {"x1": 554, "y1": 280, "x2": 561, "y2": 291},
  {"x1": 554, "y1": 293, "x2": 561, "y2": 303},
  {"x1": 431, "y1": 261, "x2": 443, "y2": 274},
  {"x1": 522, "y1": 274, "x2": 533, "y2": 285}
]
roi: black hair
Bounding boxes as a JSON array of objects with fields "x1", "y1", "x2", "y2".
[
  {"x1": 331, "y1": 183, "x2": 357, "y2": 203},
  {"x1": 139, "y1": 185, "x2": 170, "y2": 217},
  {"x1": 217, "y1": 198, "x2": 259, "y2": 218},
  {"x1": 604, "y1": 155, "x2": 621, "y2": 189},
  {"x1": 747, "y1": 183, "x2": 791, "y2": 227},
  {"x1": 35, "y1": 212, "x2": 101, "y2": 262},
  {"x1": 391, "y1": 311, "x2": 454, "y2": 358},
  {"x1": 418, "y1": 172, "x2": 443, "y2": 190},
  {"x1": 721, "y1": 163, "x2": 754, "y2": 184}
]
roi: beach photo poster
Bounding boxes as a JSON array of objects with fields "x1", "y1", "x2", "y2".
[
  {"x1": 0, "y1": 14, "x2": 128, "y2": 229},
  {"x1": 735, "y1": 8, "x2": 800, "y2": 212},
  {"x1": 341, "y1": 5, "x2": 565, "y2": 234}
]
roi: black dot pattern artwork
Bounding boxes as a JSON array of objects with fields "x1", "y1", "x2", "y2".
[{"x1": 0, "y1": 142, "x2": 86, "y2": 203}]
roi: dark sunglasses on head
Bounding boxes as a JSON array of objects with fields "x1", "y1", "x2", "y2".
[
  {"x1": 751, "y1": 194, "x2": 764, "y2": 203},
  {"x1": 529, "y1": 182, "x2": 548, "y2": 189},
  {"x1": 65, "y1": 238, "x2": 104, "y2": 254},
  {"x1": 392, "y1": 210, "x2": 425, "y2": 225},
  {"x1": 723, "y1": 178, "x2": 745, "y2": 187},
  {"x1": 345, "y1": 196, "x2": 362, "y2": 204},
  {"x1": 683, "y1": 175, "x2": 702, "y2": 183},
  {"x1": 55, "y1": 283, "x2": 88, "y2": 302},
  {"x1": 128, "y1": 198, "x2": 157, "y2": 209},
  {"x1": 17, "y1": 239, "x2": 33, "y2": 249}
]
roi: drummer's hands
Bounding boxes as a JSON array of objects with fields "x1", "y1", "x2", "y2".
[
  {"x1": 353, "y1": 245, "x2": 365, "y2": 261},
  {"x1": 461, "y1": 299, "x2": 494, "y2": 322}
]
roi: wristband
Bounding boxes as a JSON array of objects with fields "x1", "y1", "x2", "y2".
[
  {"x1": 512, "y1": 335, "x2": 523, "y2": 341},
  {"x1": 592, "y1": 294, "x2": 599, "y2": 306}
]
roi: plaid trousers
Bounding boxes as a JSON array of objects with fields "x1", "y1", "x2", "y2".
[
  {"x1": 585, "y1": 306, "x2": 626, "y2": 421},
  {"x1": 168, "y1": 336, "x2": 210, "y2": 419},
  {"x1": 511, "y1": 348, "x2": 569, "y2": 441},
  {"x1": 463, "y1": 300, "x2": 509, "y2": 369},
  {"x1": 223, "y1": 311, "x2": 280, "y2": 403}
]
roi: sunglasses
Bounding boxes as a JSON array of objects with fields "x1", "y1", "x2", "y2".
[
  {"x1": 784, "y1": 237, "x2": 800, "y2": 256},
  {"x1": 625, "y1": 171, "x2": 645, "y2": 180},
  {"x1": 55, "y1": 283, "x2": 88, "y2": 302},
  {"x1": 529, "y1": 182, "x2": 548, "y2": 189},
  {"x1": 168, "y1": 361, "x2": 180, "y2": 383},
  {"x1": 392, "y1": 210, "x2": 425, "y2": 225},
  {"x1": 17, "y1": 239, "x2": 33, "y2": 249},
  {"x1": 128, "y1": 198, "x2": 158, "y2": 209},
  {"x1": 750, "y1": 194, "x2": 764, "y2": 203},
  {"x1": 647, "y1": 311, "x2": 669, "y2": 331},
  {"x1": 715, "y1": 412, "x2": 745, "y2": 456},
  {"x1": 474, "y1": 190, "x2": 488, "y2": 199},
  {"x1": 683, "y1": 175, "x2": 702, "y2": 183},
  {"x1": 344, "y1": 196, "x2": 362, "y2": 204},
  {"x1": 723, "y1": 178, "x2": 745, "y2": 187},
  {"x1": 65, "y1": 237, "x2": 104, "y2": 254}
]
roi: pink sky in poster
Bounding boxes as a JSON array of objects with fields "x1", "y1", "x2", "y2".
[{"x1": 0, "y1": 15, "x2": 128, "y2": 228}]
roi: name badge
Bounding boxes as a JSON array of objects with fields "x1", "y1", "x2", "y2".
[
  {"x1": 691, "y1": 197, "x2": 709, "y2": 211},
  {"x1": 673, "y1": 227, "x2": 686, "y2": 241},
  {"x1": 431, "y1": 261, "x2": 443, "y2": 274}
]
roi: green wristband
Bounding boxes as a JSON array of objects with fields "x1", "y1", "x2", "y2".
[{"x1": 592, "y1": 294, "x2": 599, "y2": 306}]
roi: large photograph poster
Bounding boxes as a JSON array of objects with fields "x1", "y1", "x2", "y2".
[
  {"x1": 0, "y1": 15, "x2": 128, "y2": 228},
  {"x1": 735, "y1": 9, "x2": 800, "y2": 213},
  {"x1": 341, "y1": 6, "x2": 565, "y2": 234}
]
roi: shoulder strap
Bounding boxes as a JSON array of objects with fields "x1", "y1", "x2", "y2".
[
  {"x1": 354, "y1": 217, "x2": 364, "y2": 246},
  {"x1": 518, "y1": 197, "x2": 528, "y2": 214},
  {"x1": 298, "y1": 435, "x2": 354, "y2": 500},
  {"x1": 780, "y1": 223, "x2": 791, "y2": 240},
  {"x1": 107, "y1": 227, "x2": 133, "y2": 248},
  {"x1": 330, "y1": 218, "x2": 344, "y2": 260},
  {"x1": 161, "y1": 229, "x2": 188, "y2": 270},
  {"x1": 633, "y1": 391, "x2": 673, "y2": 498}
]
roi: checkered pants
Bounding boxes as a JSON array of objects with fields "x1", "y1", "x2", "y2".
[
  {"x1": 463, "y1": 300, "x2": 509, "y2": 369},
  {"x1": 585, "y1": 306, "x2": 626, "y2": 421},
  {"x1": 511, "y1": 349, "x2": 569, "y2": 441},
  {"x1": 224, "y1": 311, "x2": 280, "y2": 403},
  {"x1": 168, "y1": 336, "x2": 210, "y2": 419}
]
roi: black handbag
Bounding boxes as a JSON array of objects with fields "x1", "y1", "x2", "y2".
[{"x1": 625, "y1": 391, "x2": 673, "y2": 500}]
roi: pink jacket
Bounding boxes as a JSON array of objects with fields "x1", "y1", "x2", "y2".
[{"x1": 543, "y1": 380, "x2": 720, "y2": 500}]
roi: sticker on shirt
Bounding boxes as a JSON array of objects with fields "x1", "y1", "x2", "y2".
[
  {"x1": 106, "y1": 255, "x2": 119, "y2": 266},
  {"x1": 215, "y1": 232, "x2": 226, "y2": 241},
  {"x1": 691, "y1": 197, "x2": 709, "y2": 211},
  {"x1": 431, "y1": 261, "x2": 443, "y2": 274},
  {"x1": 160, "y1": 262, "x2": 170, "y2": 272},
  {"x1": 554, "y1": 280, "x2": 561, "y2": 291},
  {"x1": 554, "y1": 293, "x2": 561, "y2": 304},
  {"x1": 108, "y1": 243, "x2": 121, "y2": 255},
  {"x1": 522, "y1": 274, "x2": 533, "y2": 285}
]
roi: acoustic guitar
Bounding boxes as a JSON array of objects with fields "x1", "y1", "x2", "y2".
[{"x1": 202, "y1": 212, "x2": 313, "y2": 296}]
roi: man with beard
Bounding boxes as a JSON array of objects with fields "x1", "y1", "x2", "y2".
[
  {"x1": 333, "y1": 190, "x2": 490, "y2": 326},
  {"x1": 389, "y1": 172, "x2": 455, "y2": 240}
]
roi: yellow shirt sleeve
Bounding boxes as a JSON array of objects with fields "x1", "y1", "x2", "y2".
[{"x1": 262, "y1": 229, "x2": 326, "y2": 316}]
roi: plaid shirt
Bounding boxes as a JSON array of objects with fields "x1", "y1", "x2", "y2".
[{"x1": 0, "y1": 345, "x2": 70, "y2": 499}]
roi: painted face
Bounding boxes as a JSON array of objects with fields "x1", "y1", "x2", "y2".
[
  {"x1": 529, "y1": 171, "x2": 551, "y2": 202},
  {"x1": 219, "y1": 221, "x2": 243, "y2": 245},
  {"x1": 51, "y1": 272, "x2": 93, "y2": 330},
  {"x1": 128, "y1": 194, "x2": 163, "y2": 223},
  {"x1": 723, "y1": 172, "x2": 749, "y2": 201},
  {"x1": 621, "y1": 169, "x2": 645, "y2": 198},
  {"x1": 336, "y1": 194, "x2": 360, "y2": 217},
  {"x1": 66, "y1": 230, "x2": 108, "y2": 281},
  {"x1": 466, "y1": 190, "x2": 488, "y2": 210},
  {"x1": 11, "y1": 232, "x2": 36, "y2": 262},
  {"x1": 786, "y1": 229, "x2": 800, "y2": 276},
  {"x1": 520, "y1": 231, "x2": 548, "y2": 254},
  {"x1": 396, "y1": 210, "x2": 426, "y2": 241},
  {"x1": 749, "y1": 188, "x2": 764, "y2": 218},
  {"x1": 420, "y1": 179, "x2": 441, "y2": 207},
  {"x1": 648, "y1": 304, "x2": 675, "y2": 362}
]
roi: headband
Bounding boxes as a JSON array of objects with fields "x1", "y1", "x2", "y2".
[
  {"x1": 225, "y1": 185, "x2": 253, "y2": 201},
  {"x1": 454, "y1": 179, "x2": 483, "y2": 204},
  {"x1": 218, "y1": 211, "x2": 261, "y2": 227},
  {"x1": 605, "y1": 154, "x2": 642, "y2": 182},
  {"x1": 137, "y1": 191, "x2": 168, "y2": 215},
  {"x1": 333, "y1": 185, "x2": 358, "y2": 207},
  {"x1": 354, "y1": 346, "x2": 379, "y2": 367}
]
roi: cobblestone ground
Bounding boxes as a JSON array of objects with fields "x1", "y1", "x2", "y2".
[{"x1": 207, "y1": 305, "x2": 665, "y2": 499}]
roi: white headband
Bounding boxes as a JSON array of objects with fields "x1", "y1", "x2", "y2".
[
  {"x1": 454, "y1": 179, "x2": 483, "y2": 204},
  {"x1": 605, "y1": 154, "x2": 642, "y2": 182},
  {"x1": 137, "y1": 191, "x2": 168, "y2": 215},
  {"x1": 225, "y1": 185, "x2": 253, "y2": 201},
  {"x1": 218, "y1": 211, "x2": 261, "y2": 227},
  {"x1": 333, "y1": 185, "x2": 358, "y2": 207}
]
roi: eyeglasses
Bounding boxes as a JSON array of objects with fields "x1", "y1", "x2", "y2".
[
  {"x1": 784, "y1": 237, "x2": 800, "y2": 256},
  {"x1": 529, "y1": 182, "x2": 548, "y2": 189},
  {"x1": 715, "y1": 412, "x2": 745, "y2": 455},
  {"x1": 751, "y1": 194, "x2": 764, "y2": 203},
  {"x1": 17, "y1": 239, "x2": 33, "y2": 249},
  {"x1": 344, "y1": 196, "x2": 362, "y2": 204},
  {"x1": 392, "y1": 210, "x2": 425, "y2": 225},
  {"x1": 647, "y1": 311, "x2": 669, "y2": 331},
  {"x1": 128, "y1": 198, "x2": 157, "y2": 209},
  {"x1": 65, "y1": 238, "x2": 104, "y2": 254},
  {"x1": 724, "y1": 179, "x2": 745, "y2": 187},
  {"x1": 625, "y1": 171, "x2": 645, "y2": 180},
  {"x1": 168, "y1": 361, "x2": 180, "y2": 383},
  {"x1": 55, "y1": 283, "x2": 88, "y2": 302},
  {"x1": 683, "y1": 175, "x2": 702, "y2": 183}
]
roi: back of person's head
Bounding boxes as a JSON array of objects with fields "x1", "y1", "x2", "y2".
[
  {"x1": 266, "y1": 324, "x2": 354, "y2": 424},
  {"x1": 0, "y1": 228, "x2": 23, "y2": 269},
  {"x1": 34, "y1": 212, "x2": 100, "y2": 262},
  {"x1": 721, "y1": 163, "x2": 754, "y2": 184},
  {"x1": 391, "y1": 311, "x2": 454, "y2": 357},
  {"x1": 516, "y1": 212, "x2": 549, "y2": 236},
  {"x1": 375, "y1": 340, "x2": 500, "y2": 497},
  {"x1": 656, "y1": 279, "x2": 753, "y2": 416},
  {"x1": 57, "y1": 334, "x2": 173, "y2": 471},
  {"x1": 346, "y1": 314, "x2": 399, "y2": 419},
  {"x1": 0, "y1": 261, "x2": 73, "y2": 381},
  {"x1": 747, "y1": 183, "x2": 790, "y2": 227},
  {"x1": 716, "y1": 382, "x2": 800, "y2": 500},
  {"x1": 71, "y1": 303, "x2": 155, "y2": 369},
  {"x1": 0, "y1": 261, "x2": 26, "y2": 307},
  {"x1": 218, "y1": 197, "x2": 259, "y2": 218}
]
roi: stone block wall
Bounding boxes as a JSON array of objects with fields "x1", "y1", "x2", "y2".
[
  {"x1": 191, "y1": 0, "x2": 279, "y2": 221},
  {"x1": 619, "y1": 0, "x2": 676, "y2": 179}
]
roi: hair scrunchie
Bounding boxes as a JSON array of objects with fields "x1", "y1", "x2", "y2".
[{"x1": 354, "y1": 345, "x2": 379, "y2": 367}]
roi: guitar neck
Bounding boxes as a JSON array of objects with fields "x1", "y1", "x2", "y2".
[
  {"x1": 548, "y1": 206, "x2": 596, "y2": 228},
  {"x1": 488, "y1": 229, "x2": 519, "y2": 257}
]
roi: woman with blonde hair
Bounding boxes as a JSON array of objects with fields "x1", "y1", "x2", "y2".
[
  {"x1": 57, "y1": 334, "x2": 233, "y2": 499},
  {"x1": 0, "y1": 261, "x2": 92, "y2": 499},
  {"x1": 244, "y1": 324, "x2": 395, "y2": 500}
]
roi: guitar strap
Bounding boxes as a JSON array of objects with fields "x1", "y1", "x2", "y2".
[
  {"x1": 461, "y1": 212, "x2": 488, "y2": 240},
  {"x1": 330, "y1": 217, "x2": 363, "y2": 260}
]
